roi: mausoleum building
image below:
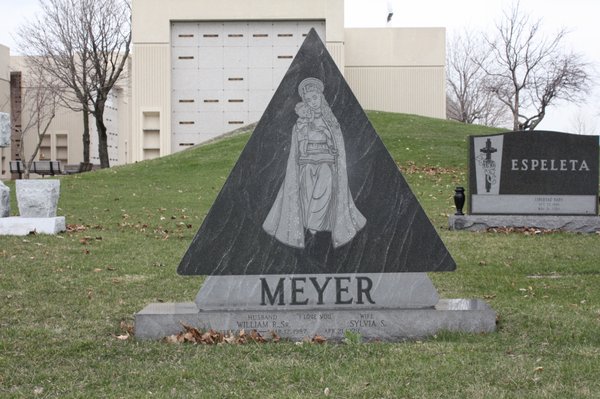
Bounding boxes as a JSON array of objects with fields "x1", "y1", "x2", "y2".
[
  {"x1": 0, "y1": 0, "x2": 446, "y2": 178},
  {"x1": 130, "y1": 0, "x2": 445, "y2": 162}
]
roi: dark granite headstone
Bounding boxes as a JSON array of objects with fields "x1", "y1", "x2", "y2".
[
  {"x1": 177, "y1": 29, "x2": 455, "y2": 276},
  {"x1": 135, "y1": 30, "x2": 496, "y2": 341},
  {"x1": 469, "y1": 131, "x2": 599, "y2": 215}
]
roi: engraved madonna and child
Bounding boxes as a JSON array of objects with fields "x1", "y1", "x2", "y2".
[{"x1": 263, "y1": 77, "x2": 366, "y2": 249}]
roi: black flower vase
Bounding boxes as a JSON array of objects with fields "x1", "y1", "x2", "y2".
[{"x1": 454, "y1": 187, "x2": 465, "y2": 216}]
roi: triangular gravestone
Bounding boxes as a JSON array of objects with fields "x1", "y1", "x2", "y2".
[
  {"x1": 178, "y1": 29, "x2": 455, "y2": 276},
  {"x1": 135, "y1": 30, "x2": 496, "y2": 341}
]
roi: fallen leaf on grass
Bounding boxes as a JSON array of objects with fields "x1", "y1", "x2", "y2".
[
  {"x1": 163, "y1": 323, "x2": 280, "y2": 345},
  {"x1": 271, "y1": 331, "x2": 281, "y2": 343},
  {"x1": 79, "y1": 236, "x2": 94, "y2": 245},
  {"x1": 67, "y1": 224, "x2": 88, "y2": 232},
  {"x1": 487, "y1": 226, "x2": 559, "y2": 235},
  {"x1": 312, "y1": 335, "x2": 327, "y2": 344},
  {"x1": 164, "y1": 335, "x2": 180, "y2": 344},
  {"x1": 250, "y1": 329, "x2": 266, "y2": 343},
  {"x1": 223, "y1": 334, "x2": 237, "y2": 344},
  {"x1": 200, "y1": 330, "x2": 217, "y2": 344},
  {"x1": 534, "y1": 366, "x2": 544, "y2": 372},
  {"x1": 398, "y1": 162, "x2": 459, "y2": 176},
  {"x1": 120, "y1": 321, "x2": 134, "y2": 335}
]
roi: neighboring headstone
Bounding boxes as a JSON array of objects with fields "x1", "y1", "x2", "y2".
[
  {"x1": 469, "y1": 131, "x2": 598, "y2": 215},
  {"x1": 0, "y1": 181, "x2": 9, "y2": 217},
  {"x1": 136, "y1": 29, "x2": 496, "y2": 341},
  {"x1": 449, "y1": 131, "x2": 600, "y2": 232},
  {"x1": 16, "y1": 179, "x2": 61, "y2": 218},
  {"x1": 0, "y1": 112, "x2": 10, "y2": 148},
  {"x1": 0, "y1": 179, "x2": 66, "y2": 236},
  {"x1": 0, "y1": 216, "x2": 66, "y2": 235}
]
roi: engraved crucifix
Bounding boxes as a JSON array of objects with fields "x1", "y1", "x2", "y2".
[{"x1": 479, "y1": 138, "x2": 497, "y2": 193}]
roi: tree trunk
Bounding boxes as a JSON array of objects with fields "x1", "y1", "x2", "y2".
[
  {"x1": 96, "y1": 123, "x2": 109, "y2": 168},
  {"x1": 96, "y1": 115, "x2": 110, "y2": 168},
  {"x1": 512, "y1": 92, "x2": 521, "y2": 131},
  {"x1": 82, "y1": 110, "x2": 90, "y2": 164}
]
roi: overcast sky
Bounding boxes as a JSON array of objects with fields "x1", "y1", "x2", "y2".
[
  {"x1": 2, "y1": 0, "x2": 599, "y2": 133},
  {"x1": 345, "y1": 0, "x2": 600, "y2": 134}
]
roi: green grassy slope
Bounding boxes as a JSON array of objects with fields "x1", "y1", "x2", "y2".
[{"x1": 1, "y1": 112, "x2": 599, "y2": 398}]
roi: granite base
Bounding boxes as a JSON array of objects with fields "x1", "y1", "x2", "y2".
[
  {"x1": 195, "y1": 273, "x2": 439, "y2": 311},
  {"x1": 135, "y1": 299, "x2": 496, "y2": 341},
  {"x1": 0, "y1": 216, "x2": 66, "y2": 235},
  {"x1": 449, "y1": 215, "x2": 600, "y2": 233}
]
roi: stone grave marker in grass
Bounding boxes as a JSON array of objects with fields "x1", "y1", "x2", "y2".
[
  {"x1": 0, "y1": 180, "x2": 66, "y2": 235},
  {"x1": 136, "y1": 29, "x2": 496, "y2": 342},
  {"x1": 0, "y1": 111, "x2": 65, "y2": 235},
  {"x1": 450, "y1": 131, "x2": 600, "y2": 232}
]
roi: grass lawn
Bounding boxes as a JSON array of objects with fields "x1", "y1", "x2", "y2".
[{"x1": 1, "y1": 112, "x2": 599, "y2": 398}]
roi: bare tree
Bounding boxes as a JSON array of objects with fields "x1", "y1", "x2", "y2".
[
  {"x1": 482, "y1": 2, "x2": 591, "y2": 131},
  {"x1": 569, "y1": 110, "x2": 598, "y2": 135},
  {"x1": 446, "y1": 30, "x2": 511, "y2": 127},
  {"x1": 17, "y1": 0, "x2": 94, "y2": 165},
  {"x1": 85, "y1": 0, "x2": 131, "y2": 168},
  {"x1": 17, "y1": 67, "x2": 59, "y2": 178},
  {"x1": 17, "y1": 0, "x2": 130, "y2": 168}
]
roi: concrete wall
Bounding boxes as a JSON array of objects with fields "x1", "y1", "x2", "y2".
[
  {"x1": 344, "y1": 28, "x2": 446, "y2": 118},
  {"x1": 132, "y1": 0, "x2": 344, "y2": 43},
  {"x1": 0, "y1": 45, "x2": 9, "y2": 111}
]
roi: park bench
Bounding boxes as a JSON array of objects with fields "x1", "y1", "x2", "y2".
[
  {"x1": 9, "y1": 160, "x2": 25, "y2": 179},
  {"x1": 32, "y1": 160, "x2": 62, "y2": 177},
  {"x1": 64, "y1": 162, "x2": 94, "y2": 175},
  {"x1": 11, "y1": 160, "x2": 62, "y2": 177}
]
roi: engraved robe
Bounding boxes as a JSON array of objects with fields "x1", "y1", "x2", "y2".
[{"x1": 263, "y1": 113, "x2": 366, "y2": 248}]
